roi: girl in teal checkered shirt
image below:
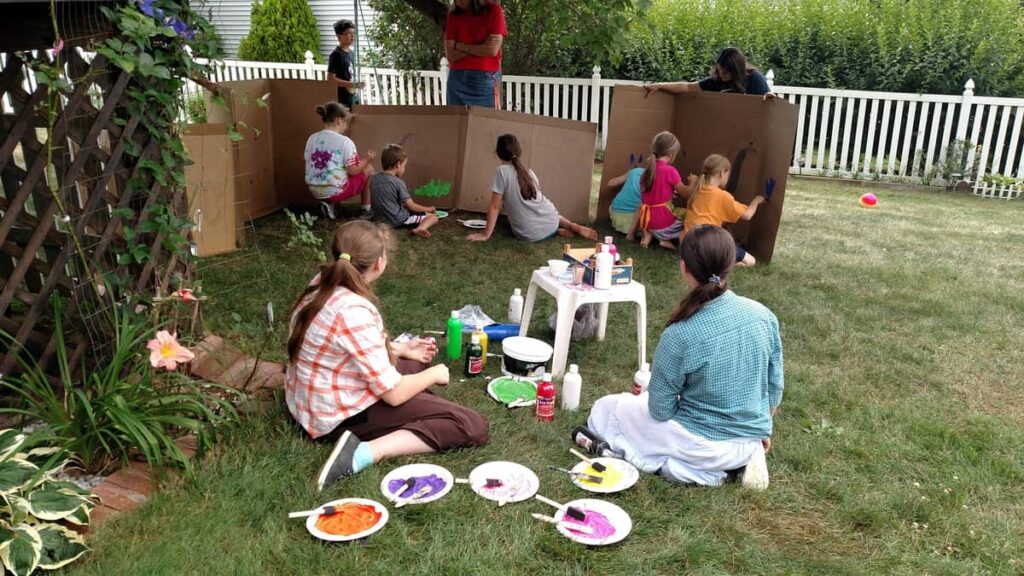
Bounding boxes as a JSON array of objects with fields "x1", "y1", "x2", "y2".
[{"x1": 582, "y1": 225, "x2": 783, "y2": 488}]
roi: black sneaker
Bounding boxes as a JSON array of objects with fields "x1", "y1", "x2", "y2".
[{"x1": 316, "y1": 430, "x2": 361, "y2": 492}]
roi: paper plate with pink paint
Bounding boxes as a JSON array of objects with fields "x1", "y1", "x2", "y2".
[
  {"x1": 570, "y1": 458, "x2": 639, "y2": 494},
  {"x1": 467, "y1": 461, "x2": 540, "y2": 505},
  {"x1": 554, "y1": 498, "x2": 632, "y2": 546},
  {"x1": 379, "y1": 463, "x2": 454, "y2": 506}
]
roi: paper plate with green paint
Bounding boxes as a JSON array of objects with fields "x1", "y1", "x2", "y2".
[
  {"x1": 487, "y1": 376, "x2": 538, "y2": 407},
  {"x1": 434, "y1": 210, "x2": 448, "y2": 219}
]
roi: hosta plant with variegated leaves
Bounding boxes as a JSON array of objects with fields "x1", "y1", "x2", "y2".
[{"x1": 0, "y1": 429, "x2": 97, "y2": 575}]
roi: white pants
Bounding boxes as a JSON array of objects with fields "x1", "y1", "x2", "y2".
[{"x1": 588, "y1": 393, "x2": 762, "y2": 486}]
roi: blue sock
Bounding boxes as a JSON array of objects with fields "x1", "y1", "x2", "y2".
[{"x1": 352, "y1": 442, "x2": 374, "y2": 473}]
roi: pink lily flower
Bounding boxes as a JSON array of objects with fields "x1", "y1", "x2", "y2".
[
  {"x1": 174, "y1": 288, "x2": 198, "y2": 303},
  {"x1": 146, "y1": 330, "x2": 195, "y2": 370}
]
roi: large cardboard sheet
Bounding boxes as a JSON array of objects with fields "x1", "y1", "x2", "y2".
[
  {"x1": 183, "y1": 124, "x2": 240, "y2": 256},
  {"x1": 267, "y1": 79, "x2": 337, "y2": 208},
  {"x1": 207, "y1": 79, "x2": 277, "y2": 220},
  {"x1": 460, "y1": 108, "x2": 595, "y2": 222},
  {"x1": 349, "y1": 106, "x2": 465, "y2": 210},
  {"x1": 598, "y1": 87, "x2": 797, "y2": 263}
]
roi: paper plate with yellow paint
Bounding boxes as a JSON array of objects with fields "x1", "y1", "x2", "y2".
[{"x1": 570, "y1": 458, "x2": 639, "y2": 494}]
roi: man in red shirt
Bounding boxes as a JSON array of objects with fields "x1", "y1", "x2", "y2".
[{"x1": 444, "y1": 0, "x2": 506, "y2": 108}]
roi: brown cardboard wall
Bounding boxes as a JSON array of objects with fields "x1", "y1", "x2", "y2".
[
  {"x1": 349, "y1": 106, "x2": 466, "y2": 210},
  {"x1": 598, "y1": 86, "x2": 797, "y2": 263},
  {"x1": 268, "y1": 79, "x2": 338, "y2": 208},
  {"x1": 182, "y1": 124, "x2": 240, "y2": 256},
  {"x1": 205, "y1": 79, "x2": 277, "y2": 220},
  {"x1": 460, "y1": 108, "x2": 596, "y2": 222}
]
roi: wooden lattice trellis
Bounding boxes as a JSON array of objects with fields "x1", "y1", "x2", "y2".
[{"x1": 0, "y1": 47, "x2": 193, "y2": 377}]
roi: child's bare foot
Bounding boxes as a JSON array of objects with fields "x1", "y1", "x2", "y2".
[
  {"x1": 578, "y1": 226, "x2": 598, "y2": 241},
  {"x1": 557, "y1": 228, "x2": 576, "y2": 238},
  {"x1": 659, "y1": 240, "x2": 676, "y2": 251},
  {"x1": 640, "y1": 231, "x2": 652, "y2": 248},
  {"x1": 411, "y1": 227, "x2": 431, "y2": 239}
]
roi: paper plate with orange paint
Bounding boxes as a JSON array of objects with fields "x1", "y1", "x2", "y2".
[{"x1": 305, "y1": 498, "x2": 389, "y2": 542}]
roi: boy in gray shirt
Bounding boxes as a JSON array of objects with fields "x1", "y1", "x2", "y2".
[{"x1": 369, "y1": 144, "x2": 439, "y2": 238}]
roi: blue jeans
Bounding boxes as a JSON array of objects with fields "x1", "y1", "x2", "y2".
[{"x1": 447, "y1": 69, "x2": 501, "y2": 108}]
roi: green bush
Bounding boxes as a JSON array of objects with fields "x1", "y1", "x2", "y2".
[
  {"x1": 0, "y1": 297, "x2": 240, "y2": 476},
  {"x1": 612, "y1": 0, "x2": 1024, "y2": 96},
  {"x1": 185, "y1": 92, "x2": 206, "y2": 124},
  {"x1": 0, "y1": 431, "x2": 97, "y2": 574},
  {"x1": 237, "y1": 0, "x2": 323, "y2": 64}
]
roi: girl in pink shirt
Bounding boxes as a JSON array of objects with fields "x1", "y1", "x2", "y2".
[{"x1": 638, "y1": 131, "x2": 692, "y2": 249}]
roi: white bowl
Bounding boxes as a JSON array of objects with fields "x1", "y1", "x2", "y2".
[
  {"x1": 547, "y1": 259, "x2": 570, "y2": 276},
  {"x1": 501, "y1": 336, "x2": 553, "y2": 378}
]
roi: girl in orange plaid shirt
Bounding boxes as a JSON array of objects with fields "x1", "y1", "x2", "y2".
[{"x1": 286, "y1": 221, "x2": 489, "y2": 492}]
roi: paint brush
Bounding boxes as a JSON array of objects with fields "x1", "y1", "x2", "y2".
[
  {"x1": 534, "y1": 494, "x2": 586, "y2": 521},
  {"x1": 569, "y1": 448, "x2": 607, "y2": 473},
  {"x1": 394, "y1": 484, "x2": 433, "y2": 508},
  {"x1": 288, "y1": 506, "x2": 339, "y2": 519},
  {"x1": 388, "y1": 478, "x2": 416, "y2": 504},
  {"x1": 506, "y1": 397, "x2": 527, "y2": 409},
  {"x1": 547, "y1": 465, "x2": 603, "y2": 484},
  {"x1": 531, "y1": 513, "x2": 596, "y2": 536}
]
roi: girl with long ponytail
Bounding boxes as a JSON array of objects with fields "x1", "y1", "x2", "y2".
[
  {"x1": 637, "y1": 131, "x2": 690, "y2": 250},
  {"x1": 286, "y1": 221, "x2": 489, "y2": 493},
  {"x1": 578, "y1": 225, "x2": 784, "y2": 490},
  {"x1": 467, "y1": 133, "x2": 598, "y2": 243}
]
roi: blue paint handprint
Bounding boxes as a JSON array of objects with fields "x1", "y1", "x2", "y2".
[{"x1": 763, "y1": 177, "x2": 777, "y2": 201}]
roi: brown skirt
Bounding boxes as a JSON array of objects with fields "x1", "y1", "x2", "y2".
[{"x1": 319, "y1": 358, "x2": 490, "y2": 451}]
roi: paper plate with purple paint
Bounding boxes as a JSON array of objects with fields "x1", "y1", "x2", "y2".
[
  {"x1": 570, "y1": 458, "x2": 639, "y2": 494},
  {"x1": 380, "y1": 463, "x2": 454, "y2": 506},
  {"x1": 468, "y1": 461, "x2": 540, "y2": 505},
  {"x1": 554, "y1": 498, "x2": 632, "y2": 546}
]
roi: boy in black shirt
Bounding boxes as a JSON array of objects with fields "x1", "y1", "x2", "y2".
[{"x1": 328, "y1": 20, "x2": 363, "y2": 109}]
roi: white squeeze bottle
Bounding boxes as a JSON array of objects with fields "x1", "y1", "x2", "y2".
[
  {"x1": 594, "y1": 244, "x2": 613, "y2": 290},
  {"x1": 508, "y1": 288, "x2": 524, "y2": 324},
  {"x1": 561, "y1": 364, "x2": 582, "y2": 411},
  {"x1": 631, "y1": 362, "x2": 651, "y2": 395}
]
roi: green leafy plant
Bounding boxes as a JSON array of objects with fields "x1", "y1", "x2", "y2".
[
  {"x1": 285, "y1": 209, "x2": 327, "y2": 263},
  {"x1": 938, "y1": 140, "x2": 977, "y2": 181},
  {"x1": 238, "y1": 0, "x2": 323, "y2": 64},
  {"x1": 185, "y1": 92, "x2": 207, "y2": 124},
  {"x1": 0, "y1": 430, "x2": 97, "y2": 575},
  {"x1": 0, "y1": 297, "x2": 240, "y2": 476},
  {"x1": 981, "y1": 173, "x2": 1021, "y2": 187}
]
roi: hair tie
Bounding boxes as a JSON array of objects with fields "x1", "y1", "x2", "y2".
[
  {"x1": 706, "y1": 274, "x2": 722, "y2": 286},
  {"x1": 339, "y1": 253, "x2": 351, "y2": 262}
]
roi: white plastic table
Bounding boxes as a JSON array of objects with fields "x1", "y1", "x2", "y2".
[{"x1": 519, "y1": 268, "x2": 647, "y2": 378}]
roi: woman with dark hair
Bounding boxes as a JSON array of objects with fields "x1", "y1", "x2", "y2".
[
  {"x1": 644, "y1": 47, "x2": 776, "y2": 99},
  {"x1": 445, "y1": 0, "x2": 507, "y2": 107},
  {"x1": 286, "y1": 221, "x2": 489, "y2": 492},
  {"x1": 575, "y1": 225, "x2": 784, "y2": 489},
  {"x1": 467, "y1": 133, "x2": 597, "y2": 242}
]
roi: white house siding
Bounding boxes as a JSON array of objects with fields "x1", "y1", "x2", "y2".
[{"x1": 193, "y1": 0, "x2": 377, "y2": 60}]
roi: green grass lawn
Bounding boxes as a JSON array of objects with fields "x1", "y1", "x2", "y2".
[{"x1": 65, "y1": 177, "x2": 1024, "y2": 575}]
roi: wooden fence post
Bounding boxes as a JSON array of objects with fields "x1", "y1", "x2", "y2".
[
  {"x1": 766, "y1": 69, "x2": 775, "y2": 92},
  {"x1": 590, "y1": 65, "x2": 601, "y2": 124}
]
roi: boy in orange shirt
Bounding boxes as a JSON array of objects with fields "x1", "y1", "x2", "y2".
[{"x1": 684, "y1": 154, "x2": 768, "y2": 267}]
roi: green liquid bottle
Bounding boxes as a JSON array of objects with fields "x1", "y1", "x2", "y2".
[{"x1": 447, "y1": 311, "x2": 463, "y2": 361}]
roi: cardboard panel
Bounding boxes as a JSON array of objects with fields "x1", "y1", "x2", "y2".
[
  {"x1": 182, "y1": 124, "x2": 239, "y2": 256},
  {"x1": 598, "y1": 86, "x2": 797, "y2": 263},
  {"x1": 461, "y1": 108, "x2": 596, "y2": 222},
  {"x1": 349, "y1": 106, "x2": 466, "y2": 210},
  {"x1": 207, "y1": 79, "x2": 278, "y2": 219},
  {"x1": 268, "y1": 79, "x2": 337, "y2": 208},
  {"x1": 597, "y1": 89, "x2": 676, "y2": 219}
]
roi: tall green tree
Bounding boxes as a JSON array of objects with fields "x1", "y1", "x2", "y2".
[
  {"x1": 238, "y1": 0, "x2": 323, "y2": 63},
  {"x1": 368, "y1": 0, "x2": 646, "y2": 76}
]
